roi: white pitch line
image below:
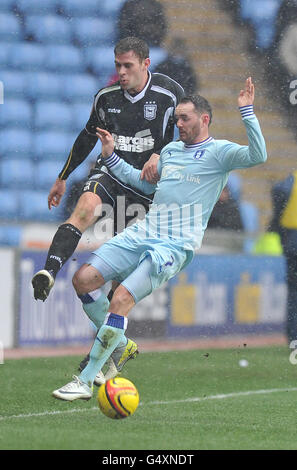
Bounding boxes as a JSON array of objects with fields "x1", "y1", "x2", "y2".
[{"x1": 1, "y1": 387, "x2": 297, "y2": 422}]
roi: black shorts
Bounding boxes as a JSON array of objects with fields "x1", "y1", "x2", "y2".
[{"x1": 82, "y1": 170, "x2": 153, "y2": 235}]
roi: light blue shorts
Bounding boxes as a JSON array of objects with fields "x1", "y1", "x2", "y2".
[{"x1": 87, "y1": 227, "x2": 191, "y2": 303}]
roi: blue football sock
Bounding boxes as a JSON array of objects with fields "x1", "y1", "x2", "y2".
[
  {"x1": 78, "y1": 289, "x2": 110, "y2": 330},
  {"x1": 78, "y1": 289, "x2": 127, "y2": 349},
  {"x1": 79, "y1": 312, "x2": 128, "y2": 387}
]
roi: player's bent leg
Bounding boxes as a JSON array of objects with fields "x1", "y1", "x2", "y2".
[
  {"x1": 67, "y1": 191, "x2": 103, "y2": 233},
  {"x1": 103, "y1": 259, "x2": 153, "y2": 381},
  {"x1": 73, "y1": 259, "x2": 123, "y2": 386},
  {"x1": 32, "y1": 192, "x2": 103, "y2": 301}
]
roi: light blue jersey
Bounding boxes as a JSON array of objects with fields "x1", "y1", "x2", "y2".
[
  {"x1": 89, "y1": 105, "x2": 267, "y2": 300},
  {"x1": 103, "y1": 105, "x2": 266, "y2": 254}
]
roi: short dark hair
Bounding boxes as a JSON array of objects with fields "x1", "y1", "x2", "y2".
[
  {"x1": 114, "y1": 37, "x2": 150, "y2": 62},
  {"x1": 180, "y1": 95, "x2": 212, "y2": 126}
]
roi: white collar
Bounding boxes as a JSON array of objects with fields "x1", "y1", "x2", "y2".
[{"x1": 123, "y1": 71, "x2": 152, "y2": 103}]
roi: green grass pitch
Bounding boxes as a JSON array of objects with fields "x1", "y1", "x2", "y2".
[{"x1": 1, "y1": 346, "x2": 297, "y2": 450}]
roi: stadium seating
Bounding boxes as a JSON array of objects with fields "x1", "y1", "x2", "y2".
[
  {"x1": 26, "y1": 72, "x2": 63, "y2": 101},
  {"x1": 0, "y1": 0, "x2": 17, "y2": 12},
  {"x1": 24, "y1": 15, "x2": 73, "y2": 44},
  {"x1": 19, "y1": 189, "x2": 63, "y2": 221},
  {"x1": 0, "y1": 190, "x2": 19, "y2": 220},
  {"x1": 61, "y1": 74, "x2": 98, "y2": 101},
  {"x1": 84, "y1": 46, "x2": 116, "y2": 76},
  {"x1": 149, "y1": 47, "x2": 168, "y2": 70},
  {"x1": 16, "y1": 0, "x2": 60, "y2": 15},
  {"x1": 0, "y1": 99, "x2": 33, "y2": 127},
  {"x1": 0, "y1": 13, "x2": 22, "y2": 42},
  {"x1": 102, "y1": 0, "x2": 127, "y2": 18},
  {"x1": 0, "y1": 159, "x2": 35, "y2": 189},
  {"x1": 9, "y1": 43, "x2": 46, "y2": 70},
  {"x1": 32, "y1": 130, "x2": 76, "y2": 160},
  {"x1": 44, "y1": 44, "x2": 84, "y2": 72},
  {"x1": 0, "y1": 128, "x2": 33, "y2": 158},
  {"x1": 1, "y1": 70, "x2": 29, "y2": 98},
  {"x1": 72, "y1": 17, "x2": 115, "y2": 46},
  {"x1": 0, "y1": 225, "x2": 22, "y2": 246},
  {"x1": 239, "y1": 0, "x2": 282, "y2": 49},
  {"x1": 59, "y1": 0, "x2": 105, "y2": 17},
  {"x1": 0, "y1": 1, "x2": 167, "y2": 226},
  {"x1": 34, "y1": 101, "x2": 73, "y2": 130},
  {"x1": 34, "y1": 161, "x2": 64, "y2": 189},
  {"x1": 71, "y1": 103, "x2": 93, "y2": 131},
  {"x1": 0, "y1": 42, "x2": 12, "y2": 67}
]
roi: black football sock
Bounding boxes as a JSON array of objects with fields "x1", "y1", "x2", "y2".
[{"x1": 44, "y1": 223, "x2": 82, "y2": 278}]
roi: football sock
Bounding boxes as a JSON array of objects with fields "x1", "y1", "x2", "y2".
[
  {"x1": 44, "y1": 223, "x2": 82, "y2": 278},
  {"x1": 78, "y1": 289, "x2": 110, "y2": 330},
  {"x1": 79, "y1": 312, "x2": 127, "y2": 387},
  {"x1": 78, "y1": 289, "x2": 127, "y2": 348}
]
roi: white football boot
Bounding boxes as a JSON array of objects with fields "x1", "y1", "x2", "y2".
[
  {"x1": 52, "y1": 375, "x2": 93, "y2": 401},
  {"x1": 94, "y1": 370, "x2": 106, "y2": 386}
]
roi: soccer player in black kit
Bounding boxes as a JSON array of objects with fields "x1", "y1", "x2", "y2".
[{"x1": 32, "y1": 37, "x2": 184, "y2": 384}]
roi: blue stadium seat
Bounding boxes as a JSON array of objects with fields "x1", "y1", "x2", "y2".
[
  {"x1": 0, "y1": 99, "x2": 33, "y2": 127},
  {"x1": 59, "y1": 0, "x2": 104, "y2": 17},
  {"x1": 16, "y1": 0, "x2": 59, "y2": 15},
  {"x1": 0, "y1": 128, "x2": 33, "y2": 158},
  {"x1": 71, "y1": 103, "x2": 93, "y2": 130},
  {"x1": 44, "y1": 45, "x2": 84, "y2": 72},
  {"x1": 34, "y1": 101, "x2": 73, "y2": 130},
  {"x1": 240, "y1": 201, "x2": 259, "y2": 253},
  {"x1": 240, "y1": 0, "x2": 282, "y2": 49},
  {"x1": 0, "y1": 13, "x2": 22, "y2": 41},
  {"x1": 62, "y1": 74, "x2": 98, "y2": 101},
  {"x1": 0, "y1": 190, "x2": 19, "y2": 220},
  {"x1": 25, "y1": 15, "x2": 72, "y2": 44},
  {"x1": 0, "y1": 42, "x2": 12, "y2": 67},
  {"x1": 33, "y1": 130, "x2": 76, "y2": 160},
  {"x1": 20, "y1": 190, "x2": 61, "y2": 221},
  {"x1": 84, "y1": 46, "x2": 115, "y2": 75},
  {"x1": 0, "y1": 225, "x2": 22, "y2": 246},
  {"x1": 0, "y1": 70, "x2": 29, "y2": 98},
  {"x1": 26, "y1": 72, "x2": 63, "y2": 100},
  {"x1": 102, "y1": 0, "x2": 126, "y2": 18},
  {"x1": 35, "y1": 161, "x2": 63, "y2": 189},
  {"x1": 0, "y1": 159, "x2": 35, "y2": 188},
  {"x1": 72, "y1": 17, "x2": 115, "y2": 46},
  {"x1": 149, "y1": 47, "x2": 168, "y2": 70},
  {"x1": 0, "y1": 0, "x2": 17, "y2": 12},
  {"x1": 9, "y1": 43, "x2": 46, "y2": 70}
]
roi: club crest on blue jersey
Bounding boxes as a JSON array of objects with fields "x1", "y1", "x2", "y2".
[
  {"x1": 193, "y1": 150, "x2": 205, "y2": 160},
  {"x1": 144, "y1": 103, "x2": 157, "y2": 121}
]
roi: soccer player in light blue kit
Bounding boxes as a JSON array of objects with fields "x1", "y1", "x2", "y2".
[{"x1": 53, "y1": 77, "x2": 267, "y2": 401}]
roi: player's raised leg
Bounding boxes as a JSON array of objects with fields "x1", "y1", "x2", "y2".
[{"x1": 32, "y1": 192, "x2": 102, "y2": 301}]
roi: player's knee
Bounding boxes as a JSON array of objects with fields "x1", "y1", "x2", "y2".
[{"x1": 72, "y1": 271, "x2": 85, "y2": 294}]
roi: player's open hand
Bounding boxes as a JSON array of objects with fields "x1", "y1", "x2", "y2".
[
  {"x1": 48, "y1": 178, "x2": 66, "y2": 210},
  {"x1": 140, "y1": 153, "x2": 160, "y2": 183},
  {"x1": 238, "y1": 77, "x2": 255, "y2": 107},
  {"x1": 96, "y1": 128, "x2": 115, "y2": 158}
]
